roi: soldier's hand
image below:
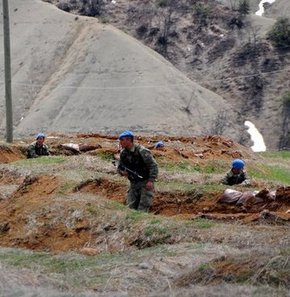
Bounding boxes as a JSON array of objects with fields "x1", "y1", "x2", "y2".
[
  {"x1": 121, "y1": 170, "x2": 129, "y2": 177},
  {"x1": 146, "y1": 180, "x2": 153, "y2": 191},
  {"x1": 241, "y1": 180, "x2": 250, "y2": 186}
]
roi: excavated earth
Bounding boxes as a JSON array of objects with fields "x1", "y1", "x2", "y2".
[{"x1": 0, "y1": 133, "x2": 290, "y2": 253}]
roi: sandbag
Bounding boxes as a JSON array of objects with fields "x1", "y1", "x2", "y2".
[{"x1": 218, "y1": 189, "x2": 243, "y2": 204}]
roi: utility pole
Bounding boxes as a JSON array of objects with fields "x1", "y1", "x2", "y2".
[{"x1": 2, "y1": 0, "x2": 13, "y2": 142}]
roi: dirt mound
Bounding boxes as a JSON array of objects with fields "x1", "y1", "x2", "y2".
[
  {"x1": 75, "y1": 178, "x2": 126, "y2": 204},
  {"x1": 0, "y1": 144, "x2": 25, "y2": 163},
  {"x1": 0, "y1": 133, "x2": 289, "y2": 253},
  {"x1": 46, "y1": 133, "x2": 250, "y2": 161},
  {"x1": 0, "y1": 174, "x2": 93, "y2": 251},
  {"x1": 76, "y1": 178, "x2": 290, "y2": 223},
  {"x1": 174, "y1": 252, "x2": 290, "y2": 288}
]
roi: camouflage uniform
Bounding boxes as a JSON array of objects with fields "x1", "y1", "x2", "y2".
[
  {"x1": 118, "y1": 143, "x2": 158, "y2": 212},
  {"x1": 27, "y1": 141, "x2": 50, "y2": 158},
  {"x1": 221, "y1": 170, "x2": 250, "y2": 186}
]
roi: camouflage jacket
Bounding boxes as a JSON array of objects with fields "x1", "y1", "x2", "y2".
[
  {"x1": 221, "y1": 170, "x2": 250, "y2": 186},
  {"x1": 27, "y1": 141, "x2": 50, "y2": 158},
  {"x1": 118, "y1": 144, "x2": 158, "y2": 183}
]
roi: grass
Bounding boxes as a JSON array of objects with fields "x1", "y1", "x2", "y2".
[
  {"x1": 58, "y1": 180, "x2": 77, "y2": 195},
  {"x1": 198, "y1": 262, "x2": 210, "y2": 271},
  {"x1": 157, "y1": 180, "x2": 198, "y2": 192},
  {"x1": 187, "y1": 218, "x2": 217, "y2": 229},
  {"x1": 0, "y1": 243, "x2": 190, "y2": 274},
  {"x1": 259, "y1": 151, "x2": 290, "y2": 159},
  {"x1": 95, "y1": 151, "x2": 115, "y2": 162},
  {"x1": 160, "y1": 160, "x2": 198, "y2": 173},
  {"x1": 0, "y1": 249, "x2": 125, "y2": 276},
  {"x1": 157, "y1": 179, "x2": 224, "y2": 195},
  {"x1": 159, "y1": 159, "x2": 228, "y2": 174},
  {"x1": 248, "y1": 163, "x2": 290, "y2": 184},
  {"x1": 2, "y1": 138, "x2": 290, "y2": 295},
  {"x1": 14, "y1": 156, "x2": 66, "y2": 165},
  {"x1": 126, "y1": 210, "x2": 148, "y2": 222},
  {"x1": 143, "y1": 225, "x2": 169, "y2": 237}
]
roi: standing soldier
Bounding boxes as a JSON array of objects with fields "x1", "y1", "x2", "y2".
[
  {"x1": 117, "y1": 130, "x2": 158, "y2": 212},
  {"x1": 27, "y1": 132, "x2": 50, "y2": 158}
]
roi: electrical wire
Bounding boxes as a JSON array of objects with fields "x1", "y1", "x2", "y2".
[{"x1": 0, "y1": 65, "x2": 287, "y2": 90}]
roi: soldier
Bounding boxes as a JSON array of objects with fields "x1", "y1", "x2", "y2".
[
  {"x1": 27, "y1": 132, "x2": 50, "y2": 158},
  {"x1": 117, "y1": 130, "x2": 158, "y2": 212},
  {"x1": 221, "y1": 159, "x2": 251, "y2": 186}
]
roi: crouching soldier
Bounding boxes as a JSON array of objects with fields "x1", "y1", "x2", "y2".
[
  {"x1": 117, "y1": 130, "x2": 158, "y2": 212},
  {"x1": 221, "y1": 159, "x2": 251, "y2": 186},
  {"x1": 27, "y1": 132, "x2": 50, "y2": 158}
]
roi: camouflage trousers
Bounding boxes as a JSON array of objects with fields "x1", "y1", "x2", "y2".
[{"x1": 126, "y1": 180, "x2": 154, "y2": 212}]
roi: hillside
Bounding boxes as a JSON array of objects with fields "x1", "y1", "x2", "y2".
[
  {"x1": 46, "y1": 0, "x2": 290, "y2": 150},
  {"x1": 266, "y1": 0, "x2": 290, "y2": 18},
  {"x1": 0, "y1": 134, "x2": 290, "y2": 296},
  {"x1": 0, "y1": 0, "x2": 239, "y2": 140}
]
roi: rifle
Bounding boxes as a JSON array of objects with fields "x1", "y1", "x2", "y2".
[{"x1": 112, "y1": 160, "x2": 143, "y2": 180}]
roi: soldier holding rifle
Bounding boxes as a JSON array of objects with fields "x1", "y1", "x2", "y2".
[{"x1": 117, "y1": 130, "x2": 158, "y2": 212}]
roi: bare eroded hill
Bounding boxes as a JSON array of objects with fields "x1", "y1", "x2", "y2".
[
  {"x1": 46, "y1": 0, "x2": 290, "y2": 150},
  {"x1": 0, "y1": 0, "x2": 238, "y2": 139}
]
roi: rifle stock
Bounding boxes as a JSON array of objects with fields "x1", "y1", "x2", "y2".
[{"x1": 113, "y1": 160, "x2": 143, "y2": 179}]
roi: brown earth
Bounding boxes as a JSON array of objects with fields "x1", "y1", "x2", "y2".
[{"x1": 0, "y1": 134, "x2": 290, "y2": 254}]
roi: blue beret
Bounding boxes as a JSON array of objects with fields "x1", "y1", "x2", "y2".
[
  {"x1": 232, "y1": 159, "x2": 245, "y2": 169},
  {"x1": 119, "y1": 130, "x2": 134, "y2": 139},
  {"x1": 36, "y1": 132, "x2": 45, "y2": 139}
]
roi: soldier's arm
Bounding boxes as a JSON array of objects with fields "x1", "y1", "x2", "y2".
[
  {"x1": 27, "y1": 143, "x2": 38, "y2": 158},
  {"x1": 140, "y1": 148, "x2": 158, "y2": 181},
  {"x1": 241, "y1": 172, "x2": 251, "y2": 185},
  {"x1": 44, "y1": 144, "x2": 50, "y2": 156},
  {"x1": 116, "y1": 153, "x2": 128, "y2": 177},
  {"x1": 221, "y1": 172, "x2": 231, "y2": 185}
]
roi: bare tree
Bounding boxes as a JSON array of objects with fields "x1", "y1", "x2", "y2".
[
  {"x1": 279, "y1": 92, "x2": 290, "y2": 149},
  {"x1": 156, "y1": 0, "x2": 176, "y2": 53},
  {"x1": 209, "y1": 110, "x2": 228, "y2": 135},
  {"x1": 78, "y1": 0, "x2": 106, "y2": 16}
]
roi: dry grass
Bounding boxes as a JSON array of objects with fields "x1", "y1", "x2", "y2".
[{"x1": 0, "y1": 136, "x2": 290, "y2": 296}]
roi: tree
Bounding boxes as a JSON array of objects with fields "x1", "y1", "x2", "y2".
[
  {"x1": 79, "y1": 0, "x2": 106, "y2": 16},
  {"x1": 267, "y1": 17, "x2": 290, "y2": 48},
  {"x1": 238, "y1": 0, "x2": 250, "y2": 16},
  {"x1": 209, "y1": 110, "x2": 228, "y2": 135},
  {"x1": 155, "y1": 0, "x2": 177, "y2": 54},
  {"x1": 279, "y1": 91, "x2": 290, "y2": 149},
  {"x1": 193, "y1": 3, "x2": 211, "y2": 30}
]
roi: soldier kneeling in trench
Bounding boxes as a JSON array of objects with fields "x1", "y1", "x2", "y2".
[
  {"x1": 27, "y1": 132, "x2": 50, "y2": 158},
  {"x1": 221, "y1": 159, "x2": 251, "y2": 186}
]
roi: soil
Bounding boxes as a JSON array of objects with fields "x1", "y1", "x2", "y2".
[{"x1": 0, "y1": 133, "x2": 290, "y2": 254}]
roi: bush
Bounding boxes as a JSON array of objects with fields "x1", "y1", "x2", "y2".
[
  {"x1": 282, "y1": 91, "x2": 290, "y2": 107},
  {"x1": 238, "y1": 0, "x2": 250, "y2": 16},
  {"x1": 157, "y1": 0, "x2": 170, "y2": 7},
  {"x1": 79, "y1": 0, "x2": 106, "y2": 16},
  {"x1": 267, "y1": 17, "x2": 290, "y2": 48},
  {"x1": 193, "y1": 3, "x2": 212, "y2": 29}
]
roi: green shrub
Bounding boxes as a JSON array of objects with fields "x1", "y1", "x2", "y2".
[
  {"x1": 268, "y1": 17, "x2": 290, "y2": 48},
  {"x1": 282, "y1": 91, "x2": 290, "y2": 106},
  {"x1": 238, "y1": 0, "x2": 250, "y2": 16},
  {"x1": 157, "y1": 0, "x2": 170, "y2": 7},
  {"x1": 193, "y1": 3, "x2": 212, "y2": 28}
]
